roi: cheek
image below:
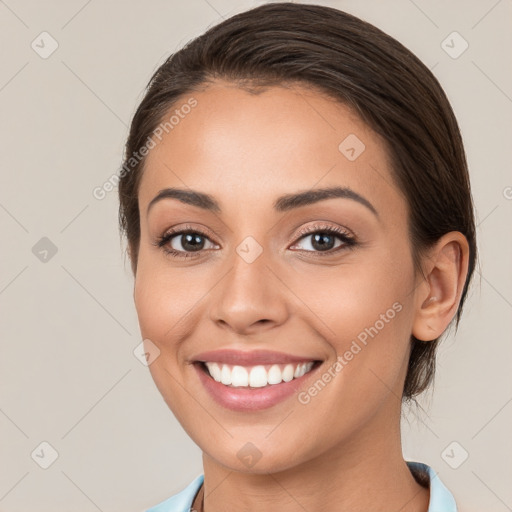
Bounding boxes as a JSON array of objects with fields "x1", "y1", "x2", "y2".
[
  {"x1": 315, "y1": 249, "x2": 414, "y2": 389},
  {"x1": 133, "y1": 258, "x2": 199, "y2": 418},
  {"x1": 133, "y1": 250, "x2": 198, "y2": 348},
  {"x1": 319, "y1": 260, "x2": 408, "y2": 338}
]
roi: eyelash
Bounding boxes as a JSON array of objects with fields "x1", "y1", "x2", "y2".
[{"x1": 153, "y1": 223, "x2": 357, "y2": 260}]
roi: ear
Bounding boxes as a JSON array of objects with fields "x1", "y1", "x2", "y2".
[{"x1": 412, "y1": 231, "x2": 470, "y2": 342}]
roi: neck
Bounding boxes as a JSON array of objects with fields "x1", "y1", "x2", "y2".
[{"x1": 200, "y1": 397, "x2": 429, "y2": 512}]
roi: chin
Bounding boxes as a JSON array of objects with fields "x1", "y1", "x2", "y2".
[{"x1": 201, "y1": 434, "x2": 314, "y2": 476}]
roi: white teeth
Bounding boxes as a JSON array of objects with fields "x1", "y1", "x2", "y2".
[
  {"x1": 249, "y1": 366, "x2": 267, "y2": 388},
  {"x1": 220, "y1": 364, "x2": 231, "y2": 385},
  {"x1": 267, "y1": 364, "x2": 282, "y2": 385},
  {"x1": 282, "y1": 364, "x2": 294, "y2": 382},
  {"x1": 204, "y1": 361, "x2": 315, "y2": 388},
  {"x1": 231, "y1": 366, "x2": 249, "y2": 387},
  {"x1": 208, "y1": 362, "x2": 222, "y2": 382}
]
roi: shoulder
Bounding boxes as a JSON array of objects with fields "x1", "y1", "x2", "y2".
[
  {"x1": 144, "y1": 474, "x2": 204, "y2": 512},
  {"x1": 406, "y1": 461, "x2": 458, "y2": 512}
]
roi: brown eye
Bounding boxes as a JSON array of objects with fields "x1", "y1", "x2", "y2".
[
  {"x1": 298, "y1": 232, "x2": 340, "y2": 251},
  {"x1": 289, "y1": 224, "x2": 357, "y2": 255},
  {"x1": 155, "y1": 226, "x2": 219, "y2": 259},
  {"x1": 169, "y1": 232, "x2": 208, "y2": 252}
]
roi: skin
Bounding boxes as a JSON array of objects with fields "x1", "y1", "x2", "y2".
[{"x1": 132, "y1": 80, "x2": 469, "y2": 512}]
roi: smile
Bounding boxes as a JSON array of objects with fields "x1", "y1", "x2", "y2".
[
  {"x1": 191, "y1": 349, "x2": 324, "y2": 411},
  {"x1": 202, "y1": 361, "x2": 316, "y2": 388}
]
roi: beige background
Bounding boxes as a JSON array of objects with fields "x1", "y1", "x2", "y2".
[{"x1": 0, "y1": 0, "x2": 511, "y2": 511}]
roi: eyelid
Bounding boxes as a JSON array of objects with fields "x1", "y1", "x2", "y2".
[
  {"x1": 159, "y1": 223, "x2": 217, "y2": 243},
  {"x1": 291, "y1": 221, "x2": 355, "y2": 241}
]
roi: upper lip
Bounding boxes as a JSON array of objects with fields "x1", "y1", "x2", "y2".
[{"x1": 192, "y1": 349, "x2": 321, "y2": 366}]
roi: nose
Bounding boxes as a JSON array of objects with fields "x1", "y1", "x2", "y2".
[{"x1": 208, "y1": 248, "x2": 290, "y2": 335}]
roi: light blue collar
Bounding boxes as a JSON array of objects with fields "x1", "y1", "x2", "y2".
[
  {"x1": 145, "y1": 473, "x2": 204, "y2": 512},
  {"x1": 146, "y1": 462, "x2": 457, "y2": 511},
  {"x1": 407, "y1": 461, "x2": 458, "y2": 511}
]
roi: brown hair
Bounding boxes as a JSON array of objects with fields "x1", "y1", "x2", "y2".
[{"x1": 118, "y1": 2, "x2": 477, "y2": 400}]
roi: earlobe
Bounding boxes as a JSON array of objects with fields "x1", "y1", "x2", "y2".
[{"x1": 412, "y1": 232, "x2": 470, "y2": 342}]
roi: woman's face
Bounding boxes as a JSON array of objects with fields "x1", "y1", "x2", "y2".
[{"x1": 134, "y1": 81, "x2": 424, "y2": 473}]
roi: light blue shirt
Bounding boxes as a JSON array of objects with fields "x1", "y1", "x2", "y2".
[{"x1": 145, "y1": 461, "x2": 457, "y2": 511}]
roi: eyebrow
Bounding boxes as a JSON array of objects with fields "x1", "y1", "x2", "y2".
[{"x1": 147, "y1": 186, "x2": 379, "y2": 217}]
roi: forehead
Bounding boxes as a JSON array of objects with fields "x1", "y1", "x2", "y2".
[{"x1": 138, "y1": 81, "x2": 405, "y2": 219}]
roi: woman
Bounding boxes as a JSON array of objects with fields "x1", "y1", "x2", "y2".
[{"x1": 118, "y1": 3, "x2": 477, "y2": 511}]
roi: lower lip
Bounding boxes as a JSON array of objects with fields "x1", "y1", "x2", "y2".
[{"x1": 194, "y1": 362, "x2": 321, "y2": 412}]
